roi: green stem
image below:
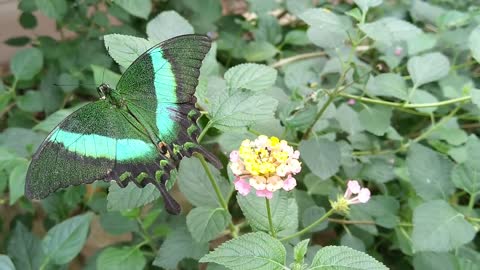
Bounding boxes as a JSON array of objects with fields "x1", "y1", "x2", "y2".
[
  {"x1": 339, "y1": 92, "x2": 471, "y2": 109},
  {"x1": 197, "y1": 121, "x2": 212, "y2": 143},
  {"x1": 265, "y1": 198, "x2": 276, "y2": 238},
  {"x1": 280, "y1": 208, "x2": 335, "y2": 242},
  {"x1": 302, "y1": 93, "x2": 336, "y2": 140},
  {"x1": 136, "y1": 217, "x2": 157, "y2": 252},
  {"x1": 468, "y1": 193, "x2": 477, "y2": 211},
  {"x1": 466, "y1": 216, "x2": 480, "y2": 223},
  {"x1": 194, "y1": 153, "x2": 238, "y2": 238},
  {"x1": 407, "y1": 105, "x2": 461, "y2": 146}
]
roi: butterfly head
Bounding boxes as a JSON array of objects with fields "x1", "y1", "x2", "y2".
[{"x1": 97, "y1": 83, "x2": 112, "y2": 100}]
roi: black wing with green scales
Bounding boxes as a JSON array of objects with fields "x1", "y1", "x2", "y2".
[
  {"x1": 25, "y1": 34, "x2": 220, "y2": 214},
  {"x1": 114, "y1": 34, "x2": 221, "y2": 168},
  {"x1": 25, "y1": 101, "x2": 181, "y2": 213}
]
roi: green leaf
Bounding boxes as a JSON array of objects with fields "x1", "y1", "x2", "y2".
[
  {"x1": 406, "y1": 143, "x2": 455, "y2": 200},
  {"x1": 336, "y1": 104, "x2": 364, "y2": 135},
  {"x1": 7, "y1": 223, "x2": 44, "y2": 270},
  {"x1": 255, "y1": 15, "x2": 282, "y2": 44},
  {"x1": 360, "y1": 158, "x2": 395, "y2": 183},
  {"x1": 366, "y1": 73, "x2": 408, "y2": 100},
  {"x1": 470, "y1": 26, "x2": 480, "y2": 63},
  {"x1": 154, "y1": 226, "x2": 208, "y2": 269},
  {"x1": 200, "y1": 232, "x2": 286, "y2": 270},
  {"x1": 57, "y1": 73, "x2": 79, "y2": 93},
  {"x1": 42, "y1": 213, "x2": 93, "y2": 265},
  {"x1": 8, "y1": 160, "x2": 28, "y2": 205},
  {"x1": 340, "y1": 234, "x2": 366, "y2": 252},
  {"x1": 17, "y1": 91, "x2": 44, "y2": 112},
  {"x1": 91, "y1": 65, "x2": 121, "y2": 88},
  {"x1": 237, "y1": 191, "x2": 298, "y2": 236},
  {"x1": 410, "y1": 0, "x2": 445, "y2": 25},
  {"x1": 286, "y1": 0, "x2": 314, "y2": 16},
  {"x1": 33, "y1": 103, "x2": 85, "y2": 133},
  {"x1": 19, "y1": 0, "x2": 37, "y2": 12},
  {"x1": 247, "y1": 0, "x2": 278, "y2": 13},
  {"x1": 300, "y1": 138, "x2": 341, "y2": 179},
  {"x1": 309, "y1": 246, "x2": 388, "y2": 269},
  {"x1": 186, "y1": 207, "x2": 231, "y2": 243},
  {"x1": 302, "y1": 206, "x2": 328, "y2": 232},
  {"x1": 206, "y1": 89, "x2": 278, "y2": 131},
  {"x1": 471, "y1": 89, "x2": 480, "y2": 110},
  {"x1": 114, "y1": 0, "x2": 151, "y2": 19},
  {"x1": 97, "y1": 246, "x2": 146, "y2": 270},
  {"x1": 407, "y1": 52, "x2": 450, "y2": 87},
  {"x1": 146, "y1": 11, "x2": 194, "y2": 42},
  {"x1": 224, "y1": 64, "x2": 277, "y2": 92},
  {"x1": 412, "y1": 200, "x2": 476, "y2": 252},
  {"x1": 304, "y1": 174, "x2": 334, "y2": 196},
  {"x1": 99, "y1": 211, "x2": 138, "y2": 235},
  {"x1": 178, "y1": 157, "x2": 231, "y2": 208},
  {"x1": 300, "y1": 8, "x2": 348, "y2": 48},
  {"x1": 413, "y1": 252, "x2": 458, "y2": 270},
  {"x1": 466, "y1": 135, "x2": 480, "y2": 168},
  {"x1": 0, "y1": 127, "x2": 44, "y2": 158},
  {"x1": 107, "y1": 182, "x2": 160, "y2": 211},
  {"x1": 19, "y1": 12, "x2": 37, "y2": 29},
  {"x1": 451, "y1": 163, "x2": 480, "y2": 196},
  {"x1": 0, "y1": 255, "x2": 15, "y2": 270},
  {"x1": 243, "y1": 41, "x2": 278, "y2": 62},
  {"x1": 359, "y1": 106, "x2": 392, "y2": 136},
  {"x1": 10, "y1": 48, "x2": 43, "y2": 80},
  {"x1": 407, "y1": 33, "x2": 437, "y2": 56},
  {"x1": 293, "y1": 239, "x2": 310, "y2": 263},
  {"x1": 104, "y1": 34, "x2": 154, "y2": 68},
  {"x1": 4, "y1": 36, "x2": 31, "y2": 47},
  {"x1": 359, "y1": 18, "x2": 422, "y2": 45},
  {"x1": 354, "y1": 0, "x2": 383, "y2": 13},
  {"x1": 35, "y1": 0, "x2": 67, "y2": 20},
  {"x1": 284, "y1": 30, "x2": 310, "y2": 46}
]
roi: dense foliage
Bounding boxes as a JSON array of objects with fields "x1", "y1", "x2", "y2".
[{"x1": 1, "y1": 0, "x2": 480, "y2": 269}]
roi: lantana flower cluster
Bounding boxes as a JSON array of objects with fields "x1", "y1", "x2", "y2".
[
  {"x1": 331, "y1": 180, "x2": 371, "y2": 214},
  {"x1": 229, "y1": 135, "x2": 301, "y2": 199}
]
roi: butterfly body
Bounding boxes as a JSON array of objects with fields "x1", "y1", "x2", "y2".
[{"x1": 25, "y1": 35, "x2": 220, "y2": 214}]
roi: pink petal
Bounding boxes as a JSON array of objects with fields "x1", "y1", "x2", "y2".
[
  {"x1": 347, "y1": 180, "x2": 361, "y2": 194},
  {"x1": 292, "y1": 150, "x2": 300, "y2": 159},
  {"x1": 229, "y1": 150, "x2": 240, "y2": 162},
  {"x1": 358, "y1": 188, "x2": 371, "y2": 203},
  {"x1": 234, "y1": 177, "x2": 251, "y2": 196},
  {"x1": 256, "y1": 189, "x2": 273, "y2": 199},
  {"x1": 394, "y1": 46, "x2": 403, "y2": 56},
  {"x1": 282, "y1": 175, "x2": 297, "y2": 191},
  {"x1": 347, "y1": 99, "x2": 356, "y2": 105}
]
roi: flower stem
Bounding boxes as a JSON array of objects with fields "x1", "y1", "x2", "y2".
[
  {"x1": 339, "y1": 92, "x2": 471, "y2": 109},
  {"x1": 194, "y1": 153, "x2": 238, "y2": 238},
  {"x1": 280, "y1": 208, "x2": 335, "y2": 242},
  {"x1": 197, "y1": 120, "x2": 212, "y2": 143},
  {"x1": 468, "y1": 192, "x2": 477, "y2": 212},
  {"x1": 265, "y1": 198, "x2": 276, "y2": 238},
  {"x1": 302, "y1": 93, "x2": 336, "y2": 140}
]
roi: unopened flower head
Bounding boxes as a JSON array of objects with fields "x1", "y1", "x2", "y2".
[
  {"x1": 229, "y1": 135, "x2": 301, "y2": 199},
  {"x1": 331, "y1": 180, "x2": 371, "y2": 214}
]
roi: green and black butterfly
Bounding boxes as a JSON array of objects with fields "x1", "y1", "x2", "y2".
[{"x1": 25, "y1": 34, "x2": 221, "y2": 215}]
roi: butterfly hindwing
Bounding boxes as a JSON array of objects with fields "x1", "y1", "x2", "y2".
[
  {"x1": 114, "y1": 34, "x2": 220, "y2": 167},
  {"x1": 25, "y1": 101, "x2": 181, "y2": 213}
]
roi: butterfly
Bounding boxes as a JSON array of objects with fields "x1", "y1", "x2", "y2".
[{"x1": 25, "y1": 34, "x2": 221, "y2": 215}]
